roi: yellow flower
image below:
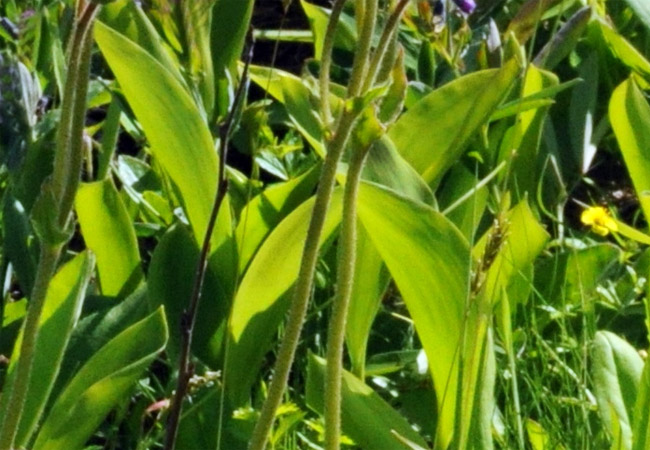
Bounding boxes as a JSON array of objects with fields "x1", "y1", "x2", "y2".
[{"x1": 581, "y1": 206, "x2": 618, "y2": 236}]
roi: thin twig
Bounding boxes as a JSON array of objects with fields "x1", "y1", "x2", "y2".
[{"x1": 163, "y1": 28, "x2": 255, "y2": 450}]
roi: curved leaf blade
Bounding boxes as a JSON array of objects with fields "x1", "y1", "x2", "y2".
[
  {"x1": 357, "y1": 181, "x2": 470, "y2": 448},
  {"x1": 388, "y1": 59, "x2": 521, "y2": 185},
  {"x1": 94, "y1": 22, "x2": 231, "y2": 248},
  {"x1": 227, "y1": 190, "x2": 343, "y2": 405},
  {"x1": 76, "y1": 180, "x2": 142, "y2": 297},
  {"x1": 0, "y1": 252, "x2": 94, "y2": 447},
  {"x1": 33, "y1": 307, "x2": 168, "y2": 450}
]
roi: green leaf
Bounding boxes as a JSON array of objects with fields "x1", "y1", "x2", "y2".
[
  {"x1": 570, "y1": 52, "x2": 599, "y2": 173},
  {"x1": 53, "y1": 285, "x2": 150, "y2": 398},
  {"x1": 388, "y1": 58, "x2": 521, "y2": 185},
  {"x1": 99, "y1": 0, "x2": 182, "y2": 82},
  {"x1": 598, "y1": 21, "x2": 650, "y2": 85},
  {"x1": 592, "y1": 331, "x2": 643, "y2": 449},
  {"x1": 498, "y1": 65, "x2": 558, "y2": 199},
  {"x1": 477, "y1": 200, "x2": 550, "y2": 304},
  {"x1": 506, "y1": 0, "x2": 561, "y2": 44},
  {"x1": 306, "y1": 354, "x2": 429, "y2": 450},
  {"x1": 30, "y1": 180, "x2": 73, "y2": 246},
  {"x1": 532, "y1": 6, "x2": 592, "y2": 70},
  {"x1": 210, "y1": 0, "x2": 254, "y2": 116},
  {"x1": 148, "y1": 224, "x2": 226, "y2": 367},
  {"x1": 609, "y1": 77, "x2": 650, "y2": 222},
  {"x1": 362, "y1": 135, "x2": 434, "y2": 205},
  {"x1": 3, "y1": 194, "x2": 36, "y2": 294},
  {"x1": 622, "y1": 0, "x2": 650, "y2": 32},
  {"x1": 633, "y1": 357, "x2": 650, "y2": 450},
  {"x1": 227, "y1": 190, "x2": 343, "y2": 405},
  {"x1": 94, "y1": 22, "x2": 233, "y2": 252},
  {"x1": 0, "y1": 252, "x2": 94, "y2": 448},
  {"x1": 300, "y1": 0, "x2": 356, "y2": 59},
  {"x1": 248, "y1": 65, "x2": 325, "y2": 156},
  {"x1": 357, "y1": 181, "x2": 469, "y2": 448},
  {"x1": 235, "y1": 165, "x2": 321, "y2": 273},
  {"x1": 345, "y1": 223, "x2": 389, "y2": 377},
  {"x1": 76, "y1": 180, "x2": 142, "y2": 297},
  {"x1": 33, "y1": 307, "x2": 168, "y2": 450}
]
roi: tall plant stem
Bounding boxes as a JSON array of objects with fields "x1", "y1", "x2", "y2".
[
  {"x1": 362, "y1": 0, "x2": 410, "y2": 92},
  {"x1": 319, "y1": 0, "x2": 348, "y2": 125},
  {"x1": 247, "y1": 108, "x2": 358, "y2": 450},
  {"x1": 163, "y1": 30, "x2": 254, "y2": 450},
  {"x1": 0, "y1": 3, "x2": 98, "y2": 449},
  {"x1": 347, "y1": 0, "x2": 377, "y2": 97},
  {"x1": 323, "y1": 146, "x2": 369, "y2": 450}
]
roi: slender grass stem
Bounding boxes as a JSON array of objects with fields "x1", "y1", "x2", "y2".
[
  {"x1": 0, "y1": 4, "x2": 98, "y2": 448},
  {"x1": 323, "y1": 147, "x2": 370, "y2": 450}
]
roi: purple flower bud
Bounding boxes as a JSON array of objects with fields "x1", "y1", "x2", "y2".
[{"x1": 453, "y1": 0, "x2": 476, "y2": 14}]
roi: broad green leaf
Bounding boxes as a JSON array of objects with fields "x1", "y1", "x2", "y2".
[
  {"x1": 506, "y1": 0, "x2": 562, "y2": 44},
  {"x1": 570, "y1": 52, "x2": 599, "y2": 173},
  {"x1": 610, "y1": 78, "x2": 650, "y2": 222},
  {"x1": 76, "y1": 180, "x2": 142, "y2": 297},
  {"x1": 300, "y1": 0, "x2": 357, "y2": 59},
  {"x1": 532, "y1": 6, "x2": 592, "y2": 70},
  {"x1": 438, "y1": 165, "x2": 489, "y2": 241},
  {"x1": 362, "y1": 135, "x2": 435, "y2": 206},
  {"x1": 345, "y1": 223, "x2": 389, "y2": 377},
  {"x1": 598, "y1": 21, "x2": 650, "y2": 85},
  {"x1": 53, "y1": 286, "x2": 150, "y2": 399},
  {"x1": 357, "y1": 181, "x2": 469, "y2": 448},
  {"x1": 211, "y1": 0, "x2": 254, "y2": 117},
  {"x1": 388, "y1": 58, "x2": 521, "y2": 185},
  {"x1": 227, "y1": 190, "x2": 343, "y2": 405},
  {"x1": 306, "y1": 354, "x2": 429, "y2": 450},
  {"x1": 179, "y1": 0, "x2": 215, "y2": 116},
  {"x1": 0, "y1": 252, "x2": 94, "y2": 448},
  {"x1": 592, "y1": 331, "x2": 643, "y2": 449},
  {"x1": 633, "y1": 358, "x2": 650, "y2": 450},
  {"x1": 236, "y1": 165, "x2": 321, "y2": 273},
  {"x1": 94, "y1": 22, "x2": 233, "y2": 252},
  {"x1": 99, "y1": 0, "x2": 182, "y2": 82},
  {"x1": 33, "y1": 307, "x2": 168, "y2": 450},
  {"x1": 498, "y1": 65, "x2": 558, "y2": 199},
  {"x1": 149, "y1": 224, "x2": 226, "y2": 367},
  {"x1": 3, "y1": 194, "x2": 36, "y2": 294},
  {"x1": 527, "y1": 419, "x2": 553, "y2": 450},
  {"x1": 490, "y1": 78, "x2": 581, "y2": 122},
  {"x1": 211, "y1": 0, "x2": 254, "y2": 76}
]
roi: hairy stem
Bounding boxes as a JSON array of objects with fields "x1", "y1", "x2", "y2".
[
  {"x1": 0, "y1": 4, "x2": 98, "y2": 448},
  {"x1": 323, "y1": 147, "x2": 370, "y2": 450},
  {"x1": 0, "y1": 245, "x2": 60, "y2": 450},
  {"x1": 319, "y1": 0, "x2": 348, "y2": 125},
  {"x1": 362, "y1": 0, "x2": 410, "y2": 92},
  {"x1": 347, "y1": 0, "x2": 377, "y2": 98},
  {"x1": 247, "y1": 108, "x2": 358, "y2": 450}
]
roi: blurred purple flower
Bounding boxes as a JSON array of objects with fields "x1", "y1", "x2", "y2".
[{"x1": 453, "y1": 0, "x2": 476, "y2": 14}]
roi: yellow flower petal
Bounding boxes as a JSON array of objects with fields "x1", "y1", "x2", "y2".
[{"x1": 581, "y1": 206, "x2": 618, "y2": 236}]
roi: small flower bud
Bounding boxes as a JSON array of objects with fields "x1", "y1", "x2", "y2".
[{"x1": 453, "y1": 0, "x2": 476, "y2": 14}]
